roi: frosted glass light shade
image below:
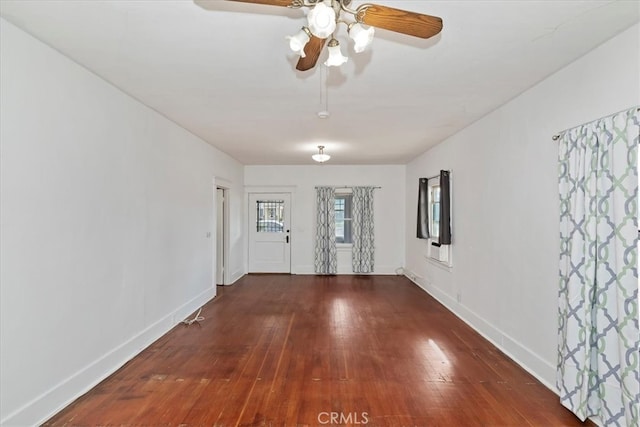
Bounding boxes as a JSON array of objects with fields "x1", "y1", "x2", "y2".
[
  {"x1": 349, "y1": 23, "x2": 374, "y2": 53},
  {"x1": 287, "y1": 27, "x2": 310, "y2": 57},
  {"x1": 312, "y1": 146, "x2": 330, "y2": 162},
  {"x1": 324, "y1": 43, "x2": 348, "y2": 67},
  {"x1": 307, "y1": 1, "x2": 336, "y2": 38},
  {"x1": 312, "y1": 153, "x2": 331, "y2": 162},
  {"x1": 311, "y1": 154, "x2": 331, "y2": 163}
]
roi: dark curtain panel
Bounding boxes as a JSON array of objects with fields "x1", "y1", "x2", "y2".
[
  {"x1": 439, "y1": 170, "x2": 452, "y2": 244},
  {"x1": 416, "y1": 178, "x2": 429, "y2": 239}
]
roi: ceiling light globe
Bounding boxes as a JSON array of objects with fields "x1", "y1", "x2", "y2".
[
  {"x1": 324, "y1": 42, "x2": 348, "y2": 67},
  {"x1": 312, "y1": 145, "x2": 331, "y2": 163},
  {"x1": 312, "y1": 153, "x2": 331, "y2": 162},
  {"x1": 307, "y1": 1, "x2": 337, "y2": 39},
  {"x1": 349, "y1": 23, "x2": 374, "y2": 53},
  {"x1": 286, "y1": 27, "x2": 310, "y2": 57}
]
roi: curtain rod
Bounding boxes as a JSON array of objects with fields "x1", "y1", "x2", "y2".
[
  {"x1": 314, "y1": 185, "x2": 382, "y2": 189},
  {"x1": 551, "y1": 106, "x2": 640, "y2": 141},
  {"x1": 423, "y1": 170, "x2": 452, "y2": 181}
]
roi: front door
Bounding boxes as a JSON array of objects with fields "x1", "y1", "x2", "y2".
[{"x1": 248, "y1": 193, "x2": 291, "y2": 273}]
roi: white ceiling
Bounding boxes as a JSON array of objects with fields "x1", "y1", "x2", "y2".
[{"x1": 1, "y1": 0, "x2": 638, "y2": 165}]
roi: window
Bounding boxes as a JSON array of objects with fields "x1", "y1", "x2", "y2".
[
  {"x1": 426, "y1": 177, "x2": 451, "y2": 267},
  {"x1": 256, "y1": 200, "x2": 284, "y2": 232},
  {"x1": 335, "y1": 194, "x2": 352, "y2": 244},
  {"x1": 429, "y1": 184, "x2": 440, "y2": 240}
]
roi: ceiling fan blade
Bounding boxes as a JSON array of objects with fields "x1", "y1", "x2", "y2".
[
  {"x1": 195, "y1": 0, "x2": 295, "y2": 9},
  {"x1": 359, "y1": 4, "x2": 443, "y2": 39},
  {"x1": 296, "y1": 36, "x2": 326, "y2": 71}
]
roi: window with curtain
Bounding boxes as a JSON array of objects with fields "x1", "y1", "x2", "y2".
[
  {"x1": 315, "y1": 186, "x2": 376, "y2": 273},
  {"x1": 417, "y1": 170, "x2": 451, "y2": 244},
  {"x1": 418, "y1": 171, "x2": 452, "y2": 266}
]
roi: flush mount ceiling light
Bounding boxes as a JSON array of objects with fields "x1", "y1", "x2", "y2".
[
  {"x1": 195, "y1": 0, "x2": 443, "y2": 72},
  {"x1": 312, "y1": 145, "x2": 331, "y2": 163}
]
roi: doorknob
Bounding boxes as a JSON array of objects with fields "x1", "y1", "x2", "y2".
[{"x1": 286, "y1": 235, "x2": 289, "y2": 243}]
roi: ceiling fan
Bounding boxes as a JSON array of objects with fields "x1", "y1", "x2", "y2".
[{"x1": 194, "y1": 0, "x2": 443, "y2": 71}]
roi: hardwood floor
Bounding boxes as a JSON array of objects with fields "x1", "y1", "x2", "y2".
[{"x1": 45, "y1": 275, "x2": 589, "y2": 426}]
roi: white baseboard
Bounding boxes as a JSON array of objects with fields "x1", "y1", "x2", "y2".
[
  {"x1": 229, "y1": 268, "x2": 245, "y2": 285},
  {"x1": 1, "y1": 286, "x2": 216, "y2": 427},
  {"x1": 293, "y1": 265, "x2": 401, "y2": 275},
  {"x1": 403, "y1": 269, "x2": 557, "y2": 393}
]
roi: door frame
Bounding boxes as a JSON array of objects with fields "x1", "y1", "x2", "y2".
[{"x1": 214, "y1": 177, "x2": 232, "y2": 286}]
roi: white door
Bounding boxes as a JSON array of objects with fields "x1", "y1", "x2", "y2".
[{"x1": 248, "y1": 193, "x2": 291, "y2": 273}]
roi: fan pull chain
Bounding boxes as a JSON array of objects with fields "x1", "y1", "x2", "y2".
[{"x1": 318, "y1": 65, "x2": 329, "y2": 119}]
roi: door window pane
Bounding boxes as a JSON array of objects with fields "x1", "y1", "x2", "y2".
[{"x1": 256, "y1": 200, "x2": 284, "y2": 232}]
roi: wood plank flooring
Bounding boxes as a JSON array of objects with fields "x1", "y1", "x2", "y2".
[{"x1": 45, "y1": 275, "x2": 590, "y2": 426}]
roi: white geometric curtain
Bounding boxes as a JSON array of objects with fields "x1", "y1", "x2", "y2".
[
  {"x1": 352, "y1": 186, "x2": 375, "y2": 273},
  {"x1": 557, "y1": 107, "x2": 639, "y2": 427},
  {"x1": 314, "y1": 186, "x2": 337, "y2": 274}
]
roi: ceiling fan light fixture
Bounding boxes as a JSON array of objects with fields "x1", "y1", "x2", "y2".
[
  {"x1": 312, "y1": 145, "x2": 331, "y2": 163},
  {"x1": 287, "y1": 27, "x2": 311, "y2": 57},
  {"x1": 324, "y1": 38, "x2": 348, "y2": 67},
  {"x1": 348, "y1": 23, "x2": 374, "y2": 53},
  {"x1": 197, "y1": 0, "x2": 444, "y2": 73},
  {"x1": 307, "y1": 0, "x2": 337, "y2": 39}
]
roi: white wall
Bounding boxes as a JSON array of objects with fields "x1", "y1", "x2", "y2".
[
  {"x1": 405, "y1": 24, "x2": 640, "y2": 389},
  {"x1": 245, "y1": 165, "x2": 406, "y2": 275},
  {"x1": 0, "y1": 19, "x2": 245, "y2": 426}
]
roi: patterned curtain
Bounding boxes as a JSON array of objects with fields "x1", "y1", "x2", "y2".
[
  {"x1": 314, "y1": 187, "x2": 337, "y2": 274},
  {"x1": 352, "y1": 187, "x2": 375, "y2": 273},
  {"x1": 557, "y1": 107, "x2": 639, "y2": 427}
]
